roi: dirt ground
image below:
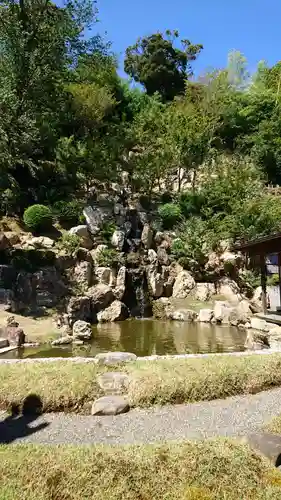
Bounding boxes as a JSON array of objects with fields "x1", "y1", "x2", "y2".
[{"x1": 0, "y1": 310, "x2": 60, "y2": 343}]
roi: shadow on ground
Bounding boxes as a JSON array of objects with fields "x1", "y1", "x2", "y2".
[{"x1": 0, "y1": 394, "x2": 49, "y2": 444}]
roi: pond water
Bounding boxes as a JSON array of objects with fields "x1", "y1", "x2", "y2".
[{"x1": 2, "y1": 320, "x2": 246, "y2": 359}]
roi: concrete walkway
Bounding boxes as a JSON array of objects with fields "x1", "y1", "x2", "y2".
[{"x1": 1, "y1": 388, "x2": 281, "y2": 445}]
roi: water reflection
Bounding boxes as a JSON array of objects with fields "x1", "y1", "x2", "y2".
[{"x1": 3, "y1": 320, "x2": 247, "y2": 359}]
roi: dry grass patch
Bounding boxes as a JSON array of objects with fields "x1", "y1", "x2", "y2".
[
  {"x1": 265, "y1": 414, "x2": 281, "y2": 435},
  {"x1": 1, "y1": 354, "x2": 281, "y2": 413},
  {"x1": 0, "y1": 362, "x2": 105, "y2": 413},
  {"x1": 0, "y1": 439, "x2": 281, "y2": 499},
  {"x1": 125, "y1": 354, "x2": 281, "y2": 407}
]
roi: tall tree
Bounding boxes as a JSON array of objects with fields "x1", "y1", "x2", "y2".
[{"x1": 124, "y1": 30, "x2": 203, "y2": 101}]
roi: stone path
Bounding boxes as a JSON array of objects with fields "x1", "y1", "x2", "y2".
[{"x1": 1, "y1": 387, "x2": 281, "y2": 445}]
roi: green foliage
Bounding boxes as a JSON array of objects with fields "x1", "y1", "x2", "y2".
[
  {"x1": 99, "y1": 221, "x2": 117, "y2": 243},
  {"x1": 96, "y1": 248, "x2": 123, "y2": 268},
  {"x1": 158, "y1": 203, "x2": 182, "y2": 229},
  {"x1": 52, "y1": 200, "x2": 83, "y2": 227},
  {"x1": 23, "y1": 205, "x2": 53, "y2": 232},
  {"x1": 57, "y1": 233, "x2": 81, "y2": 256},
  {"x1": 124, "y1": 30, "x2": 203, "y2": 101}
]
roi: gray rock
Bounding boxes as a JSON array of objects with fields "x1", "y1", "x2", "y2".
[
  {"x1": 51, "y1": 336, "x2": 73, "y2": 346},
  {"x1": 4, "y1": 326, "x2": 25, "y2": 346},
  {"x1": 95, "y1": 267, "x2": 111, "y2": 285},
  {"x1": 0, "y1": 233, "x2": 11, "y2": 251},
  {"x1": 97, "y1": 300, "x2": 129, "y2": 323},
  {"x1": 172, "y1": 271, "x2": 195, "y2": 298},
  {"x1": 97, "y1": 372, "x2": 130, "y2": 394},
  {"x1": 29, "y1": 236, "x2": 54, "y2": 249},
  {"x1": 73, "y1": 261, "x2": 92, "y2": 288},
  {"x1": 194, "y1": 283, "x2": 215, "y2": 302},
  {"x1": 216, "y1": 278, "x2": 242, "y2": 304},
  {"x1": 72, "y1": 320, "x2": 92, "y2": 341},
  {"x1": 168, "y1": 309, "x2": 197, "y2": 322},
  {"x1": 0, "y1": 338, "x2": 9, "y2": 348},
  {"x1": 87, "y1": 284, "x2": 114, "y2": 313},
  {"x1": 83, "y1": 205, "x2": 112, "y2": 236},
  {"x1": 0, "y1": 288, "x2": 14, "y2": 311},
  {"x1": 244, "y1": 329, "x2": 269, "y2": 350},
  {"x1": 95, "y1": 351, "x2": 137, "y2": 365},
  {"x1": 213, "y1": 301, "x2": 232, "y2": 324},
  {"x1": 67, "y1": 296, "x2": 92, "y2": 326},
  {"x1": 114, "y1": 266, "x2": 126, "y2": 300},
  {"x1": 148, "y1": 249, "x2": 157, "y2": 263},
  {"x1": 244, "y1": 432, "x2": 281, "y2": 465},
  {"x1": 157, "y1": 247, "x2": 170, "y2": 266},
  {"x1": 154, "y1": 231, "x2": 165, "y2": 246},
  {"x1": 146, "y1": 264, "x2": 164, "y2": 298},
  {"x1": 250, "y1": 317, "x2": 270, "y2": 332},
  {"x1": 198, "y1": 308, "x2": 214, "y2": 322},
  {"x1": 141, "y1": 224, "x2": 153, "y2": 249},
  {"x1": 111, "y1": 230, "x2": 125, "y2": 251},
  {"x1": 69, "y1": 225, "x2": 93, "y2": 250},
  {"x1": 91, "y1": 395, "x2": 130, "y2": 416}
]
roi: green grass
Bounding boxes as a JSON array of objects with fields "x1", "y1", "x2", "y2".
[
  {"x1": 2, "y1": 354, "x2": 281, "y2": 413},
  {"x1": 0, "y1": 440, "x2": 281, "y2": 499}
]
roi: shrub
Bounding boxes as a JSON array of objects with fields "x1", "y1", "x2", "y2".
[
  {"x1": 57, "y1": 233, "x2": 81, "y2": 255},
  {"x1": 179, "y1": 191, "x2": 205, "y2": 218},
  {"x1": 96, "y1": 248, "x2": 123, "y2": 268},
  {"x1": 100, "y1": 221, "x2": 117, "y2": 243},
  {"x1": 158, "y1": 203, "x2": 182, "y2": 229},
  {"x1": 52, "y1": 200, "x2": 83, "y2": 227},
  {"x1": 23, "y1": 205, "x2": 53, "y2": 232}
]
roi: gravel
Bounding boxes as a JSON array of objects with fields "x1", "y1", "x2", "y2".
[{"x1": 1, "y1": 387, "x2": 281, "y2": 445}]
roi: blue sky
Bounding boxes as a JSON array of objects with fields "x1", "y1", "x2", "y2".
[{"x1": 95, "y1": 0, "x2": 280, "y2": 78}]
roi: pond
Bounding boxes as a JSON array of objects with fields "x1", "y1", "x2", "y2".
[{"x1": 2, "y1": 320, "x2": 246, "y2": 359}]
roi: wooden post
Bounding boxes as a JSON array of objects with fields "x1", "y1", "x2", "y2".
[
  {"x1": 278, "y1": 253, "x2": 281, "y2": 311},
  {"x1": 260, "y1": 254, "x2": 267, "y2": 314}
]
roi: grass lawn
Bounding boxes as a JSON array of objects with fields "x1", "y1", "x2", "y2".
[
  {"x1": 1, "y1": 440, "x2": 281, "y2": 499},
  {"x1": 265, "y1": 414, "x2": 281, "y2": 435},
  {"x1": 1, "y1": 353, "x2": 281, "y2": 413}
]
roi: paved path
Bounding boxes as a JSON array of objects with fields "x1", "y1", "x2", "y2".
[{"x1": 1, "y1": 388, "x2": 281, "y2": 445}]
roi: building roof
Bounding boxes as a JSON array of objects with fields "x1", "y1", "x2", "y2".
[{"x1": 233, "y1": 232, "x2": 281, "y2": 255}]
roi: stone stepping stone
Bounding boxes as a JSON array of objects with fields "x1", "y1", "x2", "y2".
[
  {"x1": 244, "y1": 433, "x2": 281, "y2": 466},
  {"x1": 95, "y1": 352, "x2": 136, "y2": 365},
  {"x1": 97, "y1": 372, "x2": 130, "y2": 394},
  {"x1": 91, "y1": 396, "x2": 130, "y2": 416}
]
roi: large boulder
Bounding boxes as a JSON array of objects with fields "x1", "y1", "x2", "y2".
[
  {"x1": 268, "y1": 326, "x2": 281, "y2": 349},
  {"x1": 168, "y1": 308, "x2": 197, "y2": 322},
  {"x1": 111, "y1": 230, "x2": 125, "y2": 251},
  {"x1": 97, "y1": 300, "x2": 129, "y2": 322},
  {"x1": 83, "y1": 205, "x2": 112, "y2": 236},
  {"x1": 216, "y1": 278, "x2": 242, "y2": 304},
  {"x1": 69, "y1": 225, "x2": 93, "y2": 250},
  {"x1": 172, "y1": 270, "x2": 195, "y2": 298},
  {"x1": 33, "y1": 267, "x2": 67, "y2": 307},
  {"x1": 95, "y1": 351, "x2": 137, "y2": 365},
  {"x1": 157, "y1": 247, "x2": 170, "y2": 266},
  {"x1": 114, "y1": 266, "x2": 126, "y2": 300},
  {"x1": 244, "y1": 329, "x2": 269, "y2": 350},
  {"x1": 141, "y1": 224, "x2": 153, "y2": 249},
  {"x1": 67, "y1": 296, "x2": 92, "y2": 326},
  {"x1": 87, "y1": 284, "x2": 114, "y2": 313},
  {"x1": 0, "y1": 233, "x2": 11, "y2": 251},
  {"x1": 194, "y1": 283, "x2": 215, "y2": 302},
  {"x1": 73, "y1": 261, "x2": 92, "y2": 289},
  {"x1": 250, "y1": 317, "x2": 270, "y2": 332},
  {"x1": 91, "y1": 395, "x2": 130, "y2": 416},
  {"x1": 198, "y1": 308, "x2": 214, "y2": 322},
  {"x1": 29, "y1": 236, "x2": 54, "y2": 249},
  {"x1": 95, "y1": 267, "x2": 113, "y2": 286},
  {"x1": 72, "y1": 320, "x2": 92, "y2": 341},
  {"x1": 146, "y1": 265, "x2": 164, "y2": 298},
  {"x1": 213, "y1": 301, "x2": 233, "y2": 324}
]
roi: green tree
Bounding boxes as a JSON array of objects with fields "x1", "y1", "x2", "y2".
[{"x1": 124, "y1": 30, "x2": 203, "y2": 101}]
